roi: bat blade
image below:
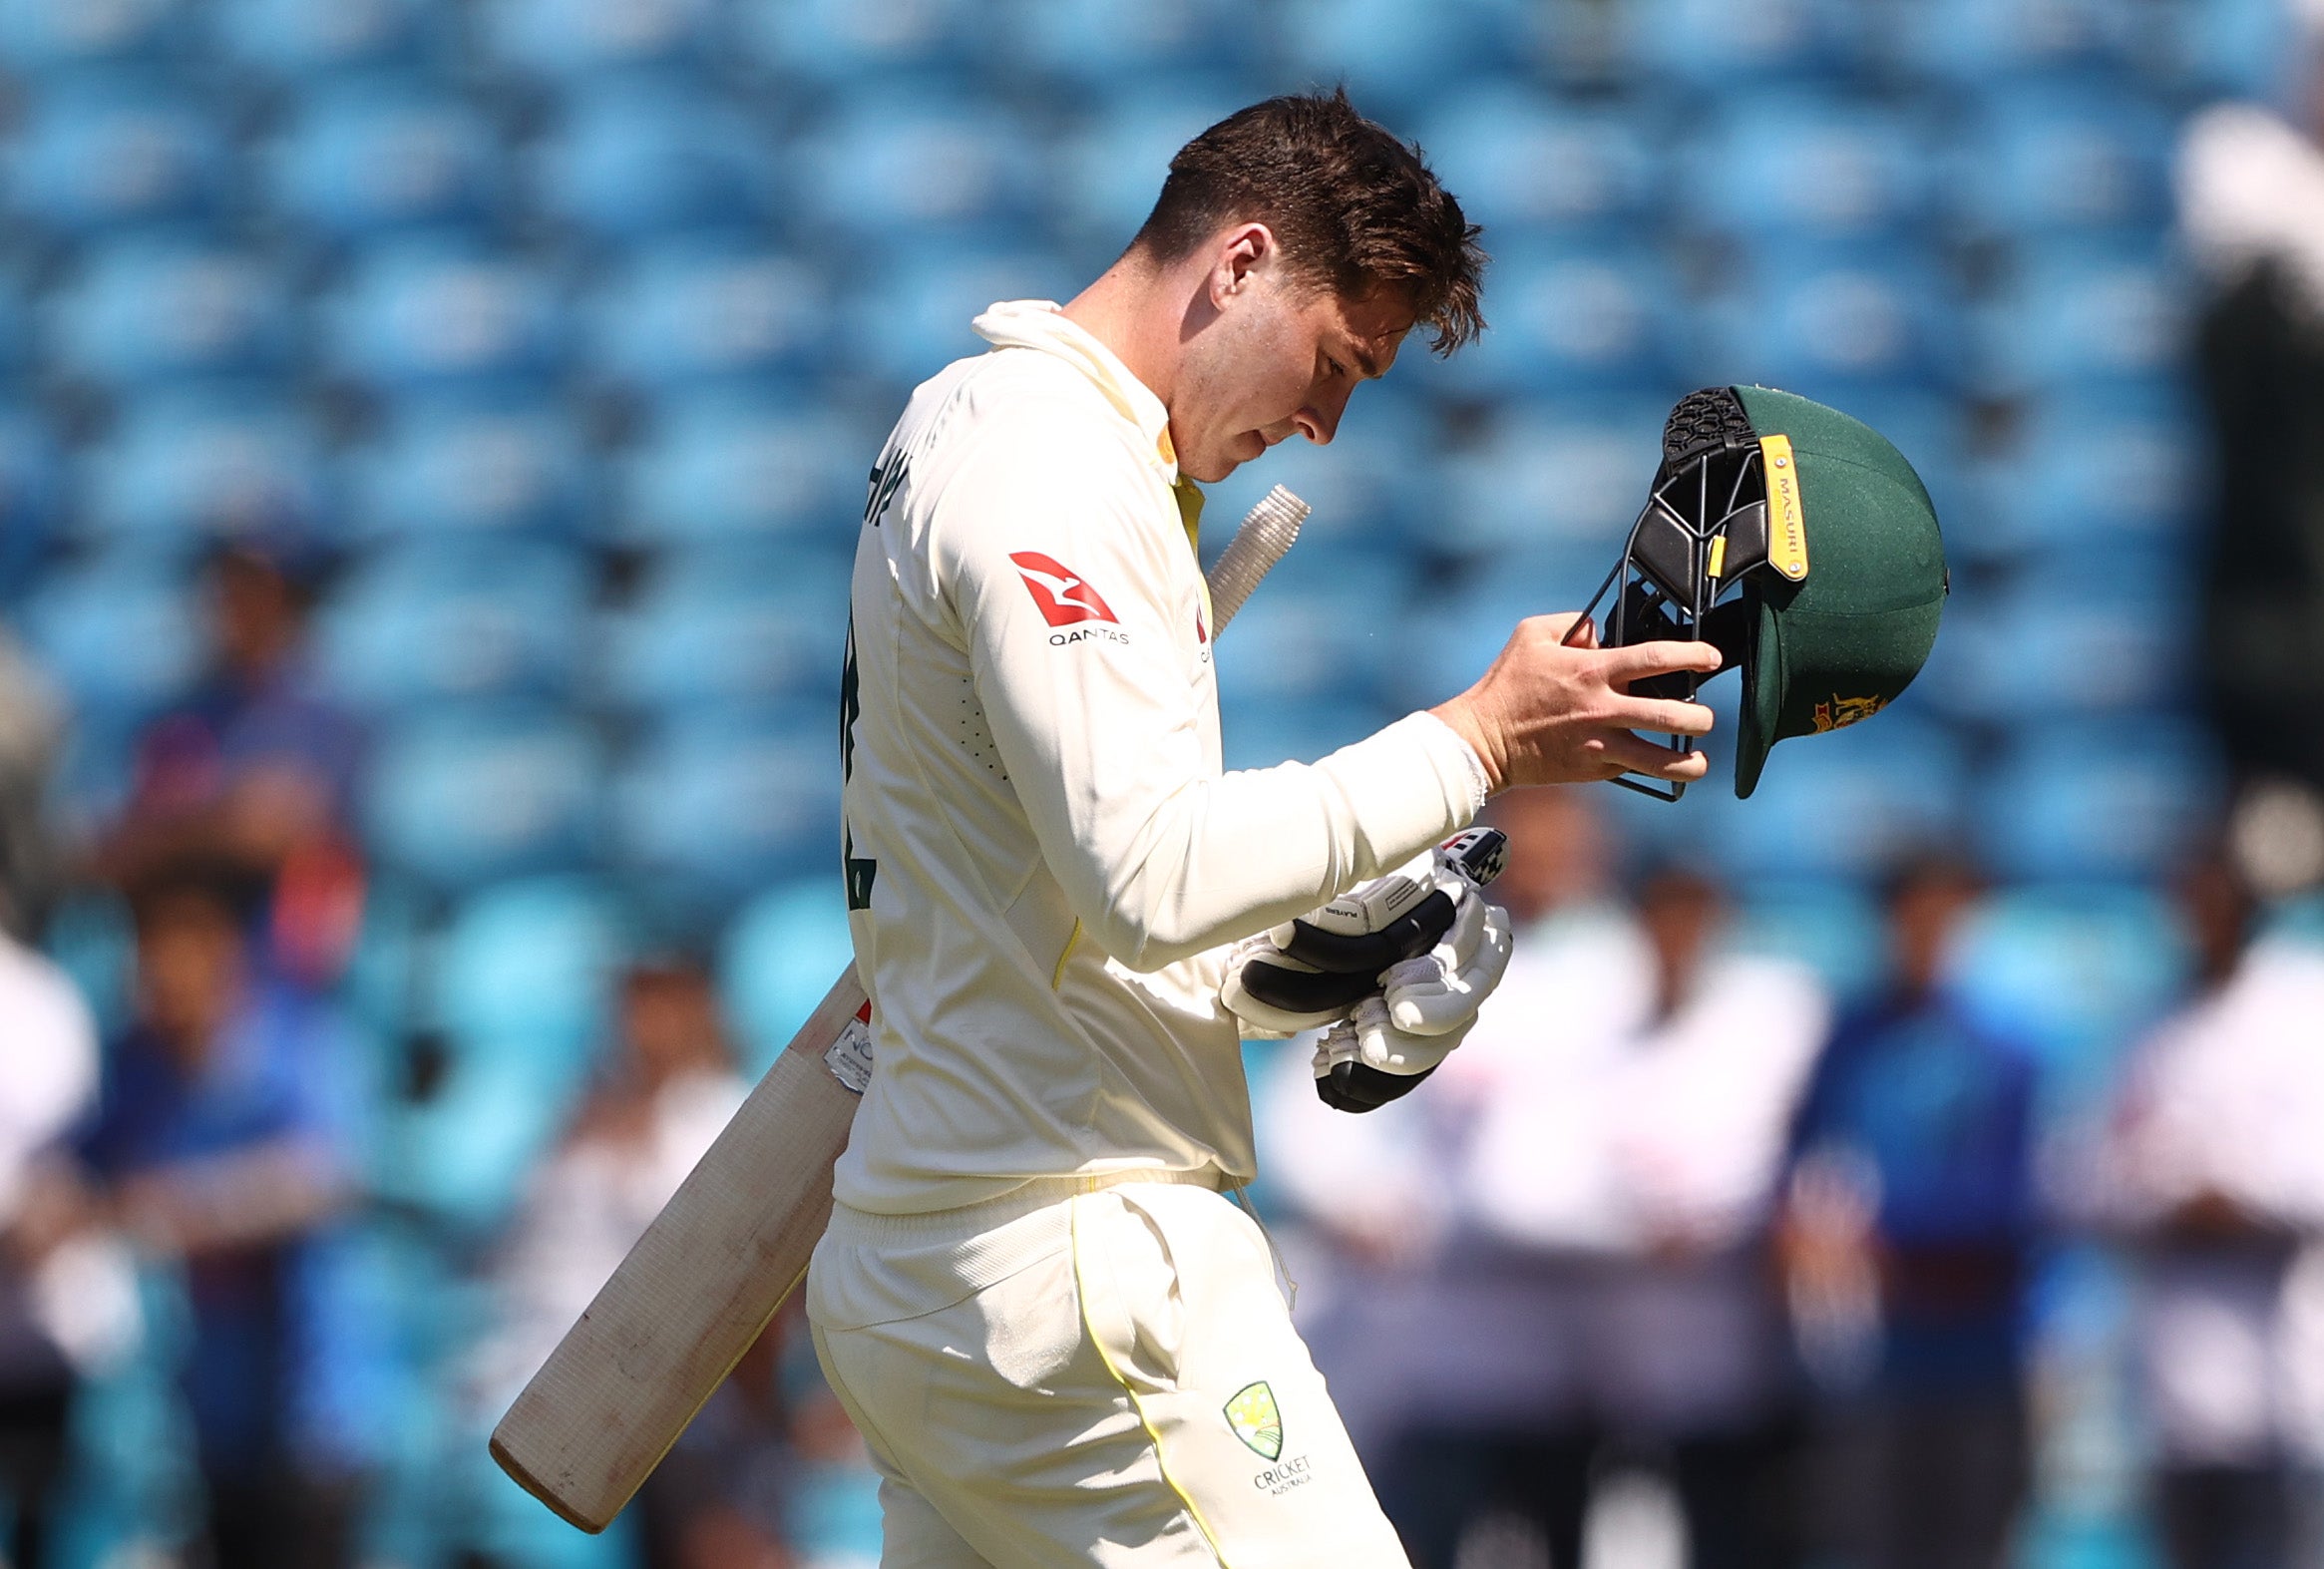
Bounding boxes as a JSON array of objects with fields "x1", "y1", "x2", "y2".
[
  {"x1": 490, "y1": 968, "x2": 868, "y2": 1532},
  {"x1": 491, "y1": 489, "x2": 1307, "y2": 1532}
]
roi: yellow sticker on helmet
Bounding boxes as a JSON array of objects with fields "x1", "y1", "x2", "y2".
[{"x1": 1759, "y1": 434, "x2": 1808, "y2": 582}]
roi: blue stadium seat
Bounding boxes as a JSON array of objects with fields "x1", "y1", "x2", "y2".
[
  {"x1": 1431, "y1": 236, "x2": 1684, "y2": 398},
  {"x1": 1888, "y1": 0, "x2": 2129, "y2": 85},
  {"x1": 1950, "y1": 884, "x2": 2185, "y2": 1075},
  {"x1": 264, "y1": 83, "x2": 507, "y2": 239},
  {"x1": 1211, "y1": 550, "x2": 1416, "y2": 711},
  {"x1": 345, "y1": 396, "x2": 594, "y2": 544},
  {"x1": 377, "y1": 875, "x2": 625, "y2": 1231},
  {"x1": 1272, "y1": 0, "x2": 1523, "y2": 117},
  {"x1": 1919, "y1": 549, "x2": 2185, "y2": 723},
  {"x1": 842, "y1": 245, "x2": 1081, "y2": 391},
  {"x1": 1614, "y1": 0, "x2": 1862, "y2": 88},
  {"x1": 20, "y1": 553, "x2": 203, "y2": 726},
  {"x1": 614, "y1": 394, "x2": 872, "y2": 548},
  {"x1": 2155, "y1": 0, "x2": 2292, "y2": 100},
  {"x1": 733, "y1": 0, "x2": 982, "y2": 87},
  {"x1": 792, "y1": 93, "x2": 1043, "y2": 244},
  {"x1": 1050, "y1": 81, "x2": 1249, "y2": 257},
  {"x1": 1731, "y1": 881, "x2": 1886, "y2": 1002},
  {"x1": 432, "y1": 875, "x2": 625, "y2": 1053},
  {"x1": 0, "y1": 0, "x2": 196, "y2": 71},
  {"x1": 212, "y1": 0, "x2": 439, "y2": 78},
  {"x1": 44, "y1": 241, "x2": 295, "y2": 390},
  {"x1": 1970, "y1": 385, "x2": 2195, "y2": 559},
  {"x1": 610, "y1": 709, "x2": 842, "y2": 903},
  {"x1": 1002, "y1": 0, "x2": 1255, "y2": 94},
  {"x1": 77, "y1": 396, "x2": 328, "y2": 555},
  {"x1": 1201, "y1": 386, "x2": 1435, "y2": 547},
  {"x1": 0, "y1": 279, "x2": 26, "y2": 379},
  {"x1": 317, "y1": 540, "x2": 591, "y2": 712},
  {"x1": 1702, "y1": 716, "x2": 1968, "y2": 883},
  {"x1": 530, "y1": 86, "x2": 775, "y2": 241},
  {"x1": 1696, "y1": 242, "x2": 1962, "y2": 396},
  {"x1": 1973, "y1": 238, "x2": 2186, "y2": 396},
  {"x1": 585, "y1": 240, "x2": 829, "y2": 394},
  {"x1": 1977, "y1": 718, "x2": 2222, "y2": 883},
  {"x1": 600, "y1": 546, "x2": 851, "y2": 713},
  {"x1": 364, "y1": 705, "x2": 602, "y2": 893},
  {"x1": 1413, "y1": 86, "x2": 1664, "y2": 239},
  {"x1": 721, "y1": 877, "x2": 856, "y2": 1076},
  {"x1": 1218, "y1": 695, "x2": 1401, "y2": 775},
  {"x1": 1437, "y1": 396, "x2": 1671, "y2": 557},
  {"x1": 6, "y1": 77, "x2": 229, "y2": 234},
  {"x1": 319, "y1": 241, "x2": 572, "y2": 394},
  {"x1": 478, "y1": 0, "x2": 719, "y2": 83},
  {"x1": 1947, "y1": 82, "x2": 2174, "y2": 238},
  {"x1": 1681, "y1": 94, "x2": 1935, "y2": 243},
  {"x1": 0, "y1": 405, "x2": 64, "y2": 599}
]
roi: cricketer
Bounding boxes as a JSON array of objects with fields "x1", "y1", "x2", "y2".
[{"x1": 811, "y1": 90, "x2": 1723, "y2": 1568}]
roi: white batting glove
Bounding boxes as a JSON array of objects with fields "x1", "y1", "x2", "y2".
[
  {"x1": 1220, "y1": 828, "x2": 1508, "y2": 1038},
  {"x1": 1312, "y1": 893, "x2": 1513, "y2": 1111}
]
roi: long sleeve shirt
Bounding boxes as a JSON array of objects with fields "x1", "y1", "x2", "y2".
[{"x1": 832, "y1": 300, "x2": 1486, "y2": 1215}]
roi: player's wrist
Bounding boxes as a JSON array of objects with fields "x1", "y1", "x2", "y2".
[{"x1": 1427, "y1": 694, "x2": 1504, "y2": 796}]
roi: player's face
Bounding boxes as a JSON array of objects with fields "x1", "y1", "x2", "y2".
[{"x1": 1172, "y1": 266, "x2": 1414, "y2": 484}]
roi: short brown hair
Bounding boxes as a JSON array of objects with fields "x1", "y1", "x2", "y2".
[{"x1": 1130, "y1": 90, "x2": 1486, "y2": 355}]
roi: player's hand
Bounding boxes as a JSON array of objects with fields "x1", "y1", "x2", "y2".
[
  {"x1": 1220, "y1": 829, "x2": 1505, "y2": 1036},
  {"x1": 1429, "y1": 613, "x2": 1722, "y2": 793},
  {"x1": 1312, "y1": 892, "x2": 1513, "y2": 1112}
]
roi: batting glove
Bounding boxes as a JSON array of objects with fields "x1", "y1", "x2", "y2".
[
  {"x1": 1312, "y1": 887, "x2": 1514, "y2": 1112},
  {"x1": 1220, "y1": 828, "x2": 1506, "y2": 1034}
]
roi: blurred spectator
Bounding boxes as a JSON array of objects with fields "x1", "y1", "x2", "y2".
[
  {"x1": 1266, "y1": 790, "x2": 1828, "y2": 1569},
  {"x1": 2181, "y1": 32, "x2": 2324, "y2": 885},
  {"x1": 1780, "y1": 855, "x2": 2038, "y2": 1569},
  {"x1": 469, "y1": 955, "x2": 794, "y2": 1569},
  {"x1": 16, "y1": 858, "x2": 373, "y2": 1569},
  {"x1": 0, "y1": 631, "x2": 68, "y2": 937},
  {"x1": 2077, "y1": 852, "x2": 2324, "y2": 1569},
  {"x1": 0, "y1": 926, "x2": 100, "y2": 1569},
  {"x1": 94, "y1": 543, "x2": 365, "y2": 987}
]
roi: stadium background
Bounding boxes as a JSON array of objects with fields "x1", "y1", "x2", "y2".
[{"x1": 1, "y1": 0, "x2": 2318, "y2": 1565}]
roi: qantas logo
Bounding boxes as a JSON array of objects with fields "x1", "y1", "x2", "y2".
[{"x1": 1009, "y1": 552, "x2": 1119, "y2": 627}]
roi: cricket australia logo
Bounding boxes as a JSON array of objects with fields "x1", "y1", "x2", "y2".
[
  {"x1": 1009, "y1": 551, "x2": 1119, "y2": 628},
  {"x1": 1225, "y1": 1381, "x2": 1283, "y2": 1461},
  {"x1": 1811, "y1": 693, "x2": 1888, "y2": 733}
]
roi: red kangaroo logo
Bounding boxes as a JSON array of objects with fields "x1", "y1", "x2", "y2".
[{"x1": 1009, "y1": 552, "x2": 1119, "y2": 627}]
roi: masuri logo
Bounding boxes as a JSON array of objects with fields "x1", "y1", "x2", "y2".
[{"x1": 1225, "y1": 1381, "x2": 1283, "y2": 1461}]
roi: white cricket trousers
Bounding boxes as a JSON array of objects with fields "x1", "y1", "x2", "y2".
[{"x1": 805, "y1": 1172, "x2": 1412, "y2": 1569}]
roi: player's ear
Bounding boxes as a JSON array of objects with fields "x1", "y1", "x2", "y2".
[{"x1": 1210, "y1": 223, "x2": 1274, "y2": 306}]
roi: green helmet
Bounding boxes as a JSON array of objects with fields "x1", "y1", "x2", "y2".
[{"x1": 1587, "y1": 385, "x2": 1949, "y2": 799}]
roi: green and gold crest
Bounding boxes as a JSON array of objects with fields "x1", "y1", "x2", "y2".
[{"x1": 1224, "y1": 1381, "x2": 1283, "y2": 1461}]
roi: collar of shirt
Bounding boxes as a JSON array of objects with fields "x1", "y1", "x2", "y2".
[
  {"x1": 972, "y1": 298, "x2": 1207, "y2": 561},
  {"x1": 970, "y1": 298, "x2": 1179, "y2": 479}
]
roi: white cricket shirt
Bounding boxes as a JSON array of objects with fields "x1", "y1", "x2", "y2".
[{"x1": 833, "y1": 300, "x2": 1487, "y2": 1214}]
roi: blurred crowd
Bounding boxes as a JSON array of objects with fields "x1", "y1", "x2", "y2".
[
  {"x1": 5, "y1": 0, "x2": 2324, "y2": 1567},
  {"x1": 1260, "y1": 791, "x2": 2324, "y2": 1569}
]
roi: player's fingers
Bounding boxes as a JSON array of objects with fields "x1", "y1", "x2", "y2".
[
  {"x1": 1590, "y1": 730, "x2": 1712, "y2": 782},
  {"x1": 1600, "y1": 639, "x2": 1724, "y2": 682},
  {"x1": 1604, "y1": 693, "x2": 1715, "y2": 738}
]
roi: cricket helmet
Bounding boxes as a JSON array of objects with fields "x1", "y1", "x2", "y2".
[{"x1": 1583, "y1": 385, "x2": 1949, "y2": 800}]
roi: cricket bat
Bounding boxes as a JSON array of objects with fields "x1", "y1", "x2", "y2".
[{"x1": 491, "y1": 486, "x2": 1312, "y2": 1532}]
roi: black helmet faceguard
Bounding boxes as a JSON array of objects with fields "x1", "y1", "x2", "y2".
[
  {"x1": 1577, "y1": 384, "x2": 1948, "y2": 802},
  {"x1": 1574, "y1": 387, "x2": 1772, "y2": 801}
]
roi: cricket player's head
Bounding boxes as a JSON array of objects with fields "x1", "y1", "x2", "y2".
[{"x1": 1071, "y1": 90, "x2": 1484, "y2": 485}]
